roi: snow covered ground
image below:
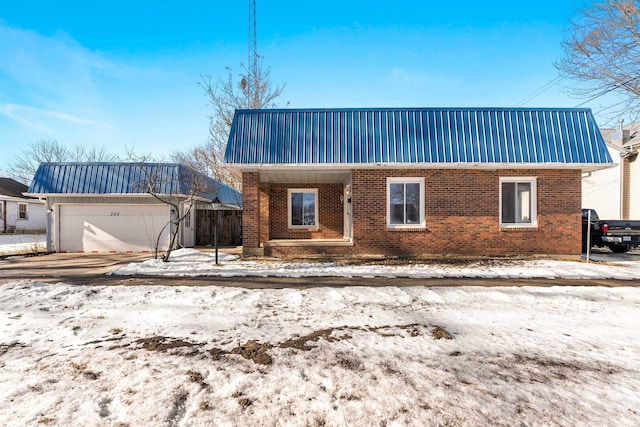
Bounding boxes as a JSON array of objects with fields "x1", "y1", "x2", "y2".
[
  {"x1": 3, "y1": 248, "x2": 640, "y2": 425},
  {"x1": 0, "y1": 233, "x2": 46, "y2": 256},
  {"x1": 1, "y1": 281, "x2": 639, "y2": 426},
  {"x1": 109, "y1": 247, "x2": 640, "y2": 280}
]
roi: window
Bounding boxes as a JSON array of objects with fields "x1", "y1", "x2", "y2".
[
  {"x1": 288, "y1": 189, "x2": 318, "y2": 228},
  {"x1": 500, "y1": 177, "x2": 537, "y2": 227},
  {"x1": 184, "y1": 209, "x2": 191, "y2": 228},
  {"x1": 18, "y1": 203, "x2": 28, "y2": 220},
  {"x1": 387, "y1": 177, "x2": 425, "y2": 228}
]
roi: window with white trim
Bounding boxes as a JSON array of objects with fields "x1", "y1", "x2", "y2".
[
  {"x1": 184, "y1": 208, "x2": 191, "y2": 228},
  {"x1": 18, "y1": 203, "x2": 28, "y2": 220},
  {"x1": 500, "y1": 177, "x2": 537, "y2": 227},
  {"x1": 288, "y1": 189, "x2": 318, "y2": 228},
  {"x1": 387, "y1": 177, "x2": 425, "y2": 227}
]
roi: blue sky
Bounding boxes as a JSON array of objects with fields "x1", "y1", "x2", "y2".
[{"x1": 0, "y1": 0, "x2": 620, "y2": 173}]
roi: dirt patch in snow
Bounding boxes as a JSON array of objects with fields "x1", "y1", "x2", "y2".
[
  {"x1": 134, "y1": 336, "x2": 203, "y2": 353},
  {"x1": 106, "y1": 323, "x2": 452, "y2": 365},
  {"x1": 0, "y1": 342, "x2": 26, "y2": 356},
  {"x1": 230, "y1": 340, "x2": 273, "y2": 365},
  {"x1": 280, "y1": 327, "x2": 352, "y2": 350},
  {"x1": 432, "y1": 326, "x2": 453, "y2": 340}
]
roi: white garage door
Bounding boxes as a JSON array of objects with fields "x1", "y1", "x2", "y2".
[{"x1": 58, "y1": 204, "x2": 170, "y2": 252}]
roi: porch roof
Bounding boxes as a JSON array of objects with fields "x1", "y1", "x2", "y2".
[{"x1": 224, "y1": 107, "x2": 612, "y2": 171}]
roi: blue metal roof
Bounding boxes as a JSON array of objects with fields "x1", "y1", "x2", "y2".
[
  {"x1": 224, "y1": 108, "x2": 612, "y2": 167},
  {"x1": 27, "y1": 162, "x2": 242, "y2": 207}
]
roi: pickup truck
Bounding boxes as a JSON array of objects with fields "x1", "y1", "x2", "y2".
[{"x1": 582, "y1": 208, "x2": 640, "y2": 253}]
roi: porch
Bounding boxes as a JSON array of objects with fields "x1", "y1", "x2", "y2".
[
  {"x1": 262, "y1": 238, "x2": 354, "y2": 257},
  {"x1": 242, "y1": 170, "x2": 353, "y2": 257}
]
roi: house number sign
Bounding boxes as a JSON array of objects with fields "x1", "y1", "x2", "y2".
[{"x1": 110, "y1": 212, "x2": 120, "y2": 216}]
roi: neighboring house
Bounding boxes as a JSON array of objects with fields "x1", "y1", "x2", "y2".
[
  {"x1": 27, "y1": 163, "x2": 242, "y2": 253},
  {"x1": 224, "y1": 107, "x2": 612, "y2": 257},
  {"x1": 0, "y1": 177, "x2": 46, "y2": 234},
  {"x1": 582, "y1": 121, "x2": 640, "y2": 219}
]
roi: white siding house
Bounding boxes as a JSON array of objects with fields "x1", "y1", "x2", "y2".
[
  {"x1": 582, "y1": 122, "x2": 640, "y2": 220},
  {"x1": 0, "y1": 178, "x2": 46, "y2": 233}
]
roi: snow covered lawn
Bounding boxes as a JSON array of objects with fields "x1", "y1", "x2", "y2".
[
  {"x1": 1, "y1": 281, "x2": 639, "y2": 426},
  {"x1": 110, "y1": 248, "x2": 640, "y2": 280},
  {"x1": 0, "y1": 234, "x2": 46, "y2": 256}
]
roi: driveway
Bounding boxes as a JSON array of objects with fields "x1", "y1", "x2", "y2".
[
  {"x1": 584, "y1": 246, "x2": 640, "y2": 263},
  {"x1": 0, "y1": 252, "x2": 150, "y2": 284},
  {"x1": 0, "y1": 251, "x2": 636, "y2": 288}
]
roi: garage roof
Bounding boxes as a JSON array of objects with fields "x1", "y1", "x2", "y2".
[
  {"x1": 27, "y1": 162, "x2": 241, "y2": 207},
  {"x1": 225, "y1": 107, "x2": 612, "y2": 171}
]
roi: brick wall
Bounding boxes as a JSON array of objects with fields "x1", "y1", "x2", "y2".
[
  {"x1": 241, "y1": 172, "x2": 260, "y2": 252},
  {"x1": 259, "y1": 181, "x2": 270, "y2": 243},
  {"x1": 351, "y1": 168, "x2": 581, "y2": 256},
  {"x1": 242, "y1": 168, "x2": 582, "y2": 257},
  {"x1": 269, "y1": 183, "x2": 344, "y2": 239}
]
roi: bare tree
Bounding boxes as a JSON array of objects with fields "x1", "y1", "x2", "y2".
[
  {"x1": 72, "y1": 145, "x2": 119, "y2": 163},
  {"x1": 138, "y1": 164, "x2": 216, "y2": 262},
  {"x1": 556, "y1": 0, "x2": 640, "y2": 119},
  {"x1": 171, "y1": 142, "x2": 231, "y2": 186},
  {"x1": 9, "y1": 139, "x2": 119, "y2": 185},
  {"x1": 9, "y1": 140, "x2": 69, "y2": 185},
  {"x1": 184, "y1": 59, "x2": 284, "y2": 190}
]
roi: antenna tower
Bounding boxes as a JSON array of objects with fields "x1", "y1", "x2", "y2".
[{"x1": 248, "y1": 0, "x2": 258, "y2": 107}]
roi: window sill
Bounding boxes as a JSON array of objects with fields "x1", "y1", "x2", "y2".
[
  {"x1": 386, "y1": 226, "x2": 427, "y2": 232},
  {"x1": 499, "y1": 225, "x2": 538, "y2": 231}
]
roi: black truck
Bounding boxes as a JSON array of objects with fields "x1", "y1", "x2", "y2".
[{"x1": 582, "y1": 208, "x2": 640, "y2": 253}]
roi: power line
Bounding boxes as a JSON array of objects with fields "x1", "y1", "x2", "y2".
[
  {"x1": 514, "y1": 75, "x2": 563, "y2": 107},
  {"x1": 572, "y1": 78, "x2": 637, "y2": 107}
]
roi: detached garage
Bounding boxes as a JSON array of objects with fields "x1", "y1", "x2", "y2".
[{"x1": 27, "y1": 162, "x2": 242, "y2": 253}]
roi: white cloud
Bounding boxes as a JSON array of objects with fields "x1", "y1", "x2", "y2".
[
  {"x1": 0, "y1": 23, "x2": 118, "y2": 134},
  {"x1": 2, "y1": 103, "x2": 110, "y2": 126}
]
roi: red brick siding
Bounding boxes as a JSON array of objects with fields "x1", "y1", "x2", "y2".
[
  {"x1": 241, "y1": 172, "x2": 260, "y2": 250},
  {"x1": 268, "y1": 245, "x2": 354, "y2": 258},
  {"x1": 350, "y1": 168, "x2": 581, "y2": 256},
  {"x1": 269, "y1": 183, "x2": 344, "y2": 239},
  {"x1": 242, "y1": 168, "x2": 582, "y2": 257},
  {"x1": 259, "y1": 181, "x2": 270, "y2": 243}
]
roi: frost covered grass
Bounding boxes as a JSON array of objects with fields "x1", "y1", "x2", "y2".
[{"x1": 1, "y1": 281, "x2": 639, "y2": 426}]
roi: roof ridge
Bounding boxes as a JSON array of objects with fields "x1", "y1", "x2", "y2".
[
  {"x1": 235, "y1": 107, "x2": 594, "y2": 113},
  {"x1": 37, "y1": 161, "x2": 182, "y2": 166}
]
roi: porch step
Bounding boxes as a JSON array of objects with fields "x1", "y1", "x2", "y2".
[{"x1": 263, "y1": 239, "x2": 354, "y2": 247}]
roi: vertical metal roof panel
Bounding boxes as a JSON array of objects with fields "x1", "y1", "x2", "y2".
[
  {"x1": 224, "y1": 108, "x2": 612, "y2": 167},
  {"x1": 27, "y1": 162, "x2": 241, "y2": 206}
]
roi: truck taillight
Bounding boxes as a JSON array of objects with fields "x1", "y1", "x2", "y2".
[{"x1": 602, "y1": 223, "x2": 608, "y2": 233}]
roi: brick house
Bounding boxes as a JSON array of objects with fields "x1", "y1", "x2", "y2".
[{"x1": 224, "y1": 108, "x2": 612, "y2": 257}]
